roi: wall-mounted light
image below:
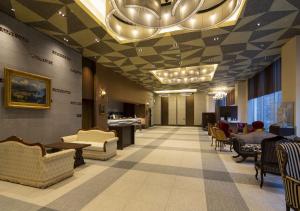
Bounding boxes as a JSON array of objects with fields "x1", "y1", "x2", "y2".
[{"x1": 99, "y1": 88, "x2": 106, "y2": 97}]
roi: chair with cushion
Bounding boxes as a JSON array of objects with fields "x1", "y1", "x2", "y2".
[
  {"x1": 214, "y1": 127, "x2": 233, "y2": 151},
  {"x1": 62, "y1": 129, "x2": 118, "y2": 160},
  {"x1": 218, "y1": 121, "x2": 231, "y2": 138},
  {"x1": 255, "y1": 136, "x2": 286, "y2": 188},
  {"x1": 0, "y1": 136, "x2": 75, "y2": 188},
  {"x1": 277, "y1": 142, "x2": 300, "y2": 211},
  {"x1": 249, "y1": 121, "x2": 264, "y2": 133}
]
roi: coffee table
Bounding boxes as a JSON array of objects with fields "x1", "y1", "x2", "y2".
[{"x1": 45, "y1": 142, "x2": 91, "y2": 168}]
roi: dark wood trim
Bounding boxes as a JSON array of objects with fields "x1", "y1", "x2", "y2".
[
  {"x1": 0, "y1": 136, "x2": 46, "y2": 156},
  {"x1": 161, "y1": 97, "x2": 169, "y2": 125}
]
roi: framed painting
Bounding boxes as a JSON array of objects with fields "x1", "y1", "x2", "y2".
[{"x1": 4, "y1": 68, "x2": 51, "y2": 109}]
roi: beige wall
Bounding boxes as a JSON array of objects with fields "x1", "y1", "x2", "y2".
[
  {"x1": 94, "y1": 64, "x2": 154, "y2": 129},
  {"x1": 281, "y1": 36, "x2": 300, "y2": 135},
  {"x1": 194, "y1": 92, "x2": 207, "y2": 125},
  {"x1": 153, "y1": 92, "x2": 208, "y2": 126},
  {"x1": 235, "y1": 80, "x2": 248, "y2": 122},
  {"x1": 206, "y1": 95, "x2": 215, "y2": 113},
  {"x1": 168, "y1": 94, "x2": 177, "y2": 125},
  {"x1": 154, "y1": 95, "x2": 161, "y2": 125},
  {"x1": 177, "y1": 95, "x2": 186, "y2": 125}
]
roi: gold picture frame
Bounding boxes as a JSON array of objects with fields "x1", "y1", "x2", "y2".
[{"x1": 4, "y1": 68, "x2": 51, "y2": 109}]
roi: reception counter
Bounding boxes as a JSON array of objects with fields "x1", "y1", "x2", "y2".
[{"x1": 109, "y1": 124, "x2": 135, "y2": 150}]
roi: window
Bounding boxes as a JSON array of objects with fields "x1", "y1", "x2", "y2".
[{"x1": 247, "y1": 91, "x2": 282, "y2": 130}]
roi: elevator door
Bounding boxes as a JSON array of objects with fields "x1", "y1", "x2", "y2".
[
  {"x1": 186, "y1": 95, "x2": 194, "y2": 126},
  {"x1": 161, "y1": 97, "x2": 168, "y2": 125}
]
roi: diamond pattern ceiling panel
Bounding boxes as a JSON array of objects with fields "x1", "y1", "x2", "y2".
[{"x1": 0, "y1": 0, "x2": 300, "y2": 91}]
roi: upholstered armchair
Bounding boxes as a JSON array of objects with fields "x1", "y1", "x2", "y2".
[
  {"x1": 255, "y1": 136, "x2": 286, "y2": 188},
  {"x1": 249, "y1": 121, "x2": 264, "y2": 133},
  {"x1": 277, "y1": 142, "x2": 300, "y2": 211},
  {"x1": 214, "y1": 127, "x2": 233, "y2": 151},
  {"x1": 218, "y1": 121, "x2": 231, "y2": 137}
]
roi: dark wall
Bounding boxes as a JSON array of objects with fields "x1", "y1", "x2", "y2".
[{"x1": 82, "y1": 57, "x2": 95, "y2": 129}]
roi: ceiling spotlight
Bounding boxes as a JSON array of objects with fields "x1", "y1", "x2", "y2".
[
  {"x1": 63, "y1": 37, "x2": 69, "y2": 42},
  {"x1": 11, "y1": 8, "x2": 15, "y2": 12},
  {"x1": 58, "y1": 11, "x2": 66, "y2": 17},
  {"x1": 213, "y1": 37, "x2": 219, "y2": 41},
  {"x1": 257, "y1": 22, "x2": 261, "y2": 27},
  {"x1": 95, "y1": 38, "x2": 100, "y2": 43}
]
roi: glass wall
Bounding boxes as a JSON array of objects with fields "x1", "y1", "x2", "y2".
[
  {"x1": 247, "y1": 59, "x2": 282, "y2": 130},
  {"x1": 248, "y1": 91, "x2": 282, "y2": 130}
]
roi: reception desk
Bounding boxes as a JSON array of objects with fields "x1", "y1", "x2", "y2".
[{"x1": 109, "y1": 125, "x2": 135, "y2": 150}]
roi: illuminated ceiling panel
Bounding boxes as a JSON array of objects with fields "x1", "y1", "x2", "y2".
[{"x1": 151, "y1": 64, "x2": 217, "y2": 85}]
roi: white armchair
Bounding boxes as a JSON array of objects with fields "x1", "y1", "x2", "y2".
[
  {"x1": 62, "y1": 129, "x2": 118, "y2": 160},
  {"x1": 0, "y1": 136, "x2": 74, "y2": 188}
]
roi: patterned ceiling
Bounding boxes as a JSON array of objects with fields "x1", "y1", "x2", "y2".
[{"x1": 1, "y1": 0, "x2": 300, "y2": 91}]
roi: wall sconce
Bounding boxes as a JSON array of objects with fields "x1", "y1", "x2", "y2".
[{"x1": 99, "y1": 88, "x2": 106, "y2": 97}]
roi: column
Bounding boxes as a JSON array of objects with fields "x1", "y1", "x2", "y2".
[
  {"x1": 235, "y1": 80, "x2": 248, "y2": 123},
  {"x1": 281, "y1": 36, "x2": 300, "y2": 135}
]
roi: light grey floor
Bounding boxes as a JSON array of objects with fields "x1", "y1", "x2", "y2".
[{"x1": 0, "y1": 126, "x2": 285, "y2": 211}]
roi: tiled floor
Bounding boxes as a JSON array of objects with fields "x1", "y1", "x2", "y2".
[{"x1": 0, "y1": 126, "x2": 285, "y2": 211}]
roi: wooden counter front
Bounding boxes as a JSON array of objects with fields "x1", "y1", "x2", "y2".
[{"x1": 109, "y1": 124, "x2": 135, "y2": 150}]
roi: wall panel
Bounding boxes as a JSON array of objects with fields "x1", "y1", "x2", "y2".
[{"x1": 168, "y1": 95, "x2": 177, "y2": 125}]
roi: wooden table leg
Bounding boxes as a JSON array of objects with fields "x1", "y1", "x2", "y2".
[{"x1": 74, "y1": 149, "x2": 85, "y2": 168}]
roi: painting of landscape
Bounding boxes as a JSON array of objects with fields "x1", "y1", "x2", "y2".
[
  {"x1": 5, "y1": 68, "x2": 51, "y2": 109},
  {"x1": 11, "y1": 76, "x2": 47, "y2": 104}
]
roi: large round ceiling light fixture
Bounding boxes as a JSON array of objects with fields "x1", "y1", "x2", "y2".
[
  {"x1": 106, "y1": 1, "x2": 159, "y2": 41},
  {"x1": 105, "y1": 0, "x2": 243, "y2": 41},
  {"x1": 110, "y1": 0, "x2": 204, "y2": 28},
  {"x1": 180, "y1": 0, "x2": 241, "y2": 30}
]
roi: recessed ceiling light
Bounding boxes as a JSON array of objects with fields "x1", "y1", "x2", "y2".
[
  {"x1": 213, "y1": 37, "x2": 219, "y2": 41},
  {"x1": 63, "y1": 37, "x2": 69, "y2": 42},
  {"x1": 58, "y1": 11, "x2": 66, "y2": 17},
  {"x1": 257, "y1": 22, "x2": 261, "y2": 27}
]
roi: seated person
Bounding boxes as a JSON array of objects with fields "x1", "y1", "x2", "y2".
[{"x1": 232, "y1": 130, "x2": 276, "y2": 144}]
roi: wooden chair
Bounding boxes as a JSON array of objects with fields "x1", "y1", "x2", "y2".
[
  {"x1": 209, "y1": 124, "x2": 216, "y2": 146},
  {"x1": 214, "y1": 127, "x2": 233, "y2": 151},
  {"x1": 208, "y1": 123, "x2": 212, "y2": 136},
  {"x1": 277, "y1": 142, "x2": 300, "y2": 211},
  {"x1": 254, "y1": 136, "x2": 286, "y2": 188}
]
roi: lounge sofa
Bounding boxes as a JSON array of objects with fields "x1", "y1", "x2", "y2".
[
  {"x1": 62, "y1": 129, "x2": 118, "y2": 160},
  {"x1": 0, "y1": 136, "x2": 75, "y2": 188}
]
